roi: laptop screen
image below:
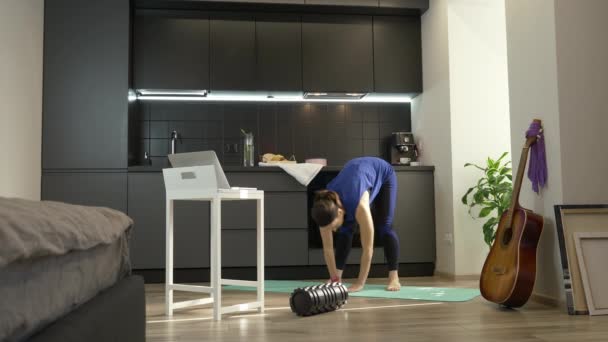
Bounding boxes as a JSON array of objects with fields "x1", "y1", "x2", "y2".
[{"x1": 167, "y1": 151, "x2": 231, "y2": 189}]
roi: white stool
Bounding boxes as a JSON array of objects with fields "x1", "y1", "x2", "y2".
[{"x1": 163, "y1": 165, "x2": 264, "y2": 321}]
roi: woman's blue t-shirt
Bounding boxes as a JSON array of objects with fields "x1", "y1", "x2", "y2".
[{"x1": 326, "y1": 157, "x2": 394, "y2": 227}]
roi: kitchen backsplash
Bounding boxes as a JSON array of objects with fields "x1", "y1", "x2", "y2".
[{"x1": 130, "y1": 101, "x2": 411, "y2": 167}]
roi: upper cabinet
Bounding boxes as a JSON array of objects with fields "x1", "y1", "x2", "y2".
[
  {"x1": 210, "y1": 14, "x2": 257, "y2": 91},
  {"x1": 302, "y1": 15, "x2": 374, "y2": 92},
  {"x1": 133, "y1": 15, "x2": 210, "y2": 90},
  {"x1": 43, "y1": 0, "x2": 129, "y2": 169},
  {"x1": 305, "y1": 0, "x2": 378, "y2": 6},
  {"x1": 131, "y1": 8, "x2": 423, "y2": 95},
  {"x1": 380, "y1": 0, "x2": 427, "y2": 10},
  {"x1": 373, "y1": 15, "x2": 422, "y2": 93},
  {"x1": 255, "y1": 14, "x2": 302, "y2": 91}
]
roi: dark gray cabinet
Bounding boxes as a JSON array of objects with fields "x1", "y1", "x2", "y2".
[
  {"x1": 305, "y1": 0, "x2": 378, "y2": 6},
  {"x1": 256, "y1": 14, "x2": 302, "y2": 91},
  {"x1": 379, "y1": 0, "x2": 428, "y2": 10},
  {"x1": 308, "y1": 248, "x2": 386, "y2": 266},
  {"x1": 210, "y1": 14, "x2": 257, "y2": 90},
  {"x1": 394, "y1": 171, "x2": 435, "y2": 263},
  {"x1": 373, "y1": 15, "x2": 422, "y2": 93},
  {"x1": 42, "y1": 172, "x2": 127, "y2": 212},
  {"x1": 42, "y1": 0, "x2": 128, "y2": 169},
  {"x1": 213, "y1": 0, "x2": 305, "y2": 3},
  {"x1": 222, "y1": 193, "x2": 307, "y2": 229},
  {"x1": 302, "y1": 15, "x2": 374, "y2": 92},
  {"x1": 128, "y1": 173, "x2": 210, "y2": 269},
  {"x1": 134, "y1": 14, "x2": 210, "y2": 90},
  {"x1": 222, "y1": 229, "x2": 308, "y2": 267}
]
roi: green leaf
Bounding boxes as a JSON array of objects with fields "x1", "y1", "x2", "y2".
[
  {"x1": 473, "y1": 191, "x2": 485, "y2": 204},
  {"x1": 461, "y1": 187, "x2": 475, "y2": 204},
  {"x1": 496, "y1": 152, "x2": 509, "y2": 164},
  {"x1": 464, "y1": 163, "x2": 485, "y2": 171},
  {"x1": 478, "y1": 207, "x2": 494, "y2": 218}
]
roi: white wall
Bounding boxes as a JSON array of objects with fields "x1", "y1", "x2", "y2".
[
  {"x1": 413, "y1": 0, "x2": 512, "y2": 276},
  {"x1": 554, "y1": 0, "x2": 608, "y2": 204},
  {"x1": 0, "y1": 0, "x2": 44, "y2": 200},
  {"x1": 504, "y1": 0, "x2": 565, "y2": 301},
  {"x1": 505, "y1": 0, "x2": 608, "y2": 303},
  {"x1": 447, "y1": 0, "x2": 512, "y2": 275},
  {"x1": 411, "y1": 0, "x2": 455, "y2": 275}
]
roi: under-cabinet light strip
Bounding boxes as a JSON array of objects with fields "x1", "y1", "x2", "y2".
[{"x1": 135, "y1": 94, "x2": 412, "y2": 103}]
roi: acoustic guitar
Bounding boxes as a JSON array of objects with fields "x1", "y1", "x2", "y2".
[{"x1": 479, "y1": 119, "x2": 545, "y2": 307}]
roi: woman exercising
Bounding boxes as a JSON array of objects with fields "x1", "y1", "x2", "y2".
[{"x1": 311, "y1": 157, "x2": 401, "y2": 292}]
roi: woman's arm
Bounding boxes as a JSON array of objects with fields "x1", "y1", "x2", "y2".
[
  {"x1": 352, "y1": 191, "x2": 374, "y2": 291},
  {"x1": 320, "y1": 227, "x2": 339, "y2": 281}
]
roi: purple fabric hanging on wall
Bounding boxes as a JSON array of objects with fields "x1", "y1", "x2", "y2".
[{"x1": 525, "y1": 121, "x2": 548, "y2": 193}]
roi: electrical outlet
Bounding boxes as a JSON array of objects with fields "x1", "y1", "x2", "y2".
[{"x1": 444, "y1": 233, "x2": 453, "y2": 245}]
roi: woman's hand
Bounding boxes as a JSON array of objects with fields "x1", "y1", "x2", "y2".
[{"x1": 326, "y1": 276, "x2": 341, "y2": 284}]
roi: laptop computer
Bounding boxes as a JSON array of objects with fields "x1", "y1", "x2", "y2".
[
  {"x1": 167, "y1": 151, "x2": 230, "y2": 189},
  {"x1": 167, "y1": 151, "x2": 256, "y2": 191}
]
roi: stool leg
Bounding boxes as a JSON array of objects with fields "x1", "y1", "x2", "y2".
[
  {"x1": 211, "y1": 198, "x2": 222, "y2": 321},
  {"x1": 165, "y1": 199, "x2": 174, "y2": 317},
  {"x1": 257, "y1": 197, "x2": 265, "y2": 313}
]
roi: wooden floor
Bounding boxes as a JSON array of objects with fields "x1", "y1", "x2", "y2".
[{"x1": 146, "y1": 277, "x2": 608, "y2": 342}]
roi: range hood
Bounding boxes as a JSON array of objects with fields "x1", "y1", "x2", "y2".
[
  {"x1": 303, "y1": 92, "x2": 367, "y2": 100},
  {"x1": 135, "y1": 89, "x2": 208, "y2": 100},
  {"x1": 132, "y1": 89, "x2": 412, "y2": 103}
]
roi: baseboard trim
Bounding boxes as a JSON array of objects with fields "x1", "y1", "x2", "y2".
[
  {"x1": 530, "y1": 293, "x2": 562, "y2": 307},
  {"x1": 134, "y1": 263, "x2": 435, "y2": 284},
  {"x1": 435, "y1": 272, "x2": 480, "y2": 281}
]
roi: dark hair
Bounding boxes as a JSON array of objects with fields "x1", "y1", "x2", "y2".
[{"x1": 311, "y1": 190, "x2": 343, "y2": 227}]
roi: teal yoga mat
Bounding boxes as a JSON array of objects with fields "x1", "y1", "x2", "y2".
[{"x1": 224, "y1": 280, "x2": 480, "y2": 302}]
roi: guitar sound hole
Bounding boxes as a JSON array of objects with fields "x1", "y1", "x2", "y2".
[{"x1": 502, "y1": 228, "x2": 513, "y2": 246}]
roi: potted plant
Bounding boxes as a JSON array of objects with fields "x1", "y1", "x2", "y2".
[{"x1": 461, "y1": 152, "x2": 513, "y2": 247}]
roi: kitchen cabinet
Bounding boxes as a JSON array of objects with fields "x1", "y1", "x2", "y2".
[
  {"x1": 42, "y1": 172, "x2": 127, "y2": 212},
  {"x1": 222, "y1": 192, "x2": 307, "y2": 229},
  {"x1": 308, "y1": 248, "x2": 386, "y2": 266},
  {"x1": 42, "y1": 0, "x2": 128, "y2": 169},
  {"x1": 210, "y1": 14, "x2": 257, "y2": 91},
  {"x1": 302, "y1": 15, "x2": 374, "y2": 92},
  {"x1": 305, "y1": 0, "x2": 378, "y2": 7},
  {"x1": 373, "y1": 15, "x2": 422, "y2": 93},
  {"x1": 379, "y1": 0, "x2": 428, "y2": 10},
  {"x1": 128, "y1": 173, "x2": 210, "y2": 269},
  {"x1": 394, "y1": 170, "x2": 435, "y2": 263},
  {"x1": 127, "y1": 172, "x2": 309, "y2": 269},
  {"x1": 209, "y1": 0, "x2": 305, "y2": 3},
  {"x1": 133, "y1": 14, "x2": 210, "y2": 90},
  {"x1": 255, "y1": 14, "x2": 302, "y2": 91},
  {"x1": 222, "y1": 229, "x2": 308, "y2": 267}
]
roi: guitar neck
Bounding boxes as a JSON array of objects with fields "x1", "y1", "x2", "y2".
[
  {"x1": 510, "y1": 146, "x2": 530, "y2": 213},
  {"x1": 506, "y1": 135, "x2": 537, "y2": 228}
]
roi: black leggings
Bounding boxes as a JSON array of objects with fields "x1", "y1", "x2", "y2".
[{"x1": 334, "y1": 172, "x2": 400, "y2": 271}]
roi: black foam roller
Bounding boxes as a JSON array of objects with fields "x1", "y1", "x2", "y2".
[{"x1": 289, "y1": 283, "x2": 348, "y2": 316}]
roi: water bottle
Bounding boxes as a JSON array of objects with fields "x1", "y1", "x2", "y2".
[{"x1": 241, "y1": 129, "x2": 254, "y2": 167}]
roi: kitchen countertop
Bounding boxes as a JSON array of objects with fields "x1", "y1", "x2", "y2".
[{"x1": 128, "y1": 164, "x2": 434, "y2": 173}]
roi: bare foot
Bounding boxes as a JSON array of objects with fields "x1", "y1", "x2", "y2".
[
  {"x1": 348, "y1": 282, "x2": 365, "y2": 292},
  {"x1": 386, "y1": 279, "x2": 401, "y2": 291},
  {"x1": 386, "y1": 270, "x2": 401, "y2": 291}
]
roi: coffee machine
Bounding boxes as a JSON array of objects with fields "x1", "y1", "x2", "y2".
[{"x1": 389, "y1": 132, "x2": 417, "y2": 165}]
